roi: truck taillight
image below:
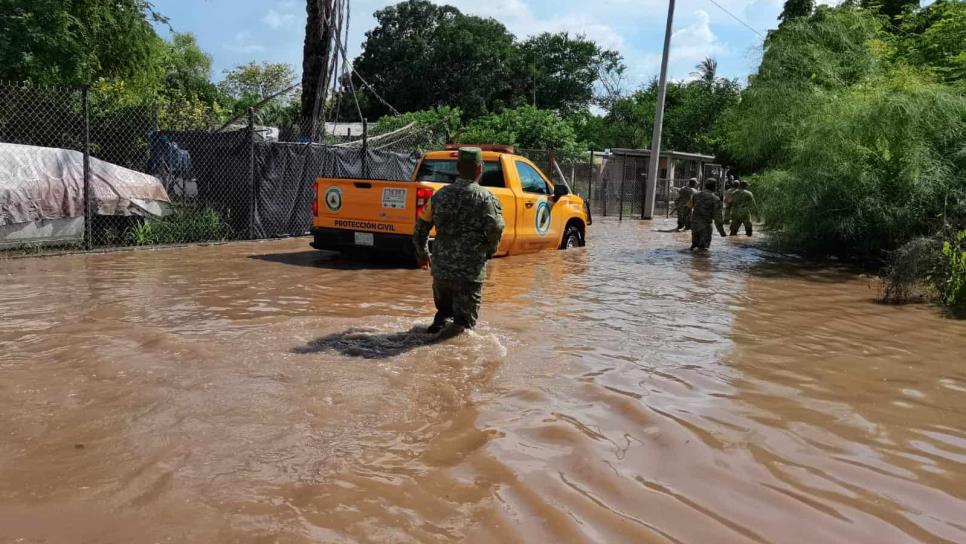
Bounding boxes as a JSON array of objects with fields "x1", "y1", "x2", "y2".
[
  {"x1": 415, "y1": 187, "x2": 434, "y2": 220},
  {"x1": 312, "y1": 180, "x2": 319, "y2": 216}
]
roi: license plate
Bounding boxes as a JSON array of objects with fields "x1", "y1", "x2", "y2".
[
  {"x1": 354, "y1": 232, "x2": 374, "y2": 246},
  {"x1": 382, "y1": 188, "x2": 408, "y2": 209}
]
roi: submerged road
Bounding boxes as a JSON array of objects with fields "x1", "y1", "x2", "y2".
[{"x1": 1, "y1": 218, "x2": 965, "y2": 543}]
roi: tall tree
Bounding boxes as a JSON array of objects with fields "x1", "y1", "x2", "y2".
[
  {"x1": 301, "y1": 0, "x2": 335, "y2": 137},
  {"x1": 860, "y1": 0, "x2": 919, "y2": 21},
  {"x1": 596, "y1": 74, "x2": 740, "y2": 154},
  {"x1": 514, "y1": 33, "x2": 625, "y2": 114},
  {"x1": 219, "y1": 62, "x2": 296, "y2": 101},
  {"x1": 779, "y1": 0, "x2": 815, "y2": 23},
  {"x1": 895, "y1": 0, "x2": 966, "y2": 81},
  {"x1": 161, "y1": 33, "x2": 223, "y2": 105},
  {"x1": 692, "y1": 57, "x2": 718, "y2": 83},
  {"x1": 351, "y1": 0, "x2": 515, "y2": 120},
  {"x1": 0, "y1": 0, "x2": 167, "y2": 86}
]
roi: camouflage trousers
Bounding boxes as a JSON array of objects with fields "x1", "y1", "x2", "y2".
[
  {"x1": 723, "y1": 206, "x2": 731, "y2": 225},
  {"x1": 676, "y1": 207, "x2": 691, "y2": 230},
  {"x1": 691, "y1": 221, "x2": 714, "y2": 249},
  {"x1": 730, "y1": 213, "x2": 753, "y2": 236},
  {"x1": 432, "y1": 277, "x2": 483, "y2": 329}
]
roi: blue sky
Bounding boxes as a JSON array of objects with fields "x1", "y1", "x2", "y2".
[{"x1": 151, "y1": 0, "x2": 802, "y2": 89}]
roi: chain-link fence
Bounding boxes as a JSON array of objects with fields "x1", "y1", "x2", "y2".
[
  {"x1": 536, "y1": 149, "x2": 730, "y2": 220},
  {"x1": 1, "y1": 81, "x2": 729, "y2": 257},
  {"x1": 0, "y1": 82, "x2": 442, "y2": 256}
]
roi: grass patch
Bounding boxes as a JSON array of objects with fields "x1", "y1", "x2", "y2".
[{"x1": 129, "y1": 206, "x2": 235, "y2": 245}]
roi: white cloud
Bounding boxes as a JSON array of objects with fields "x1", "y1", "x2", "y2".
[
  {"x1": 347, "y1": 0, "x2": 775, "y2": 88},
  {"x1": 225, "y1": 31, "x2": 266, "y2": 54},
  {"x1": 263, "y1": 8, "x2": 298, "y2": 30},
  {"x1": 669, "y1": 10, "x2": 725, "y2": 76},
  {"x1": 425, "y1": 0, "x2": 531, "y2": 20}
]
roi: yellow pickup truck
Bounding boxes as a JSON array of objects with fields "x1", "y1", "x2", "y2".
[{"x1": 310, "y1": 145, "x2": 591, "y2": 257}]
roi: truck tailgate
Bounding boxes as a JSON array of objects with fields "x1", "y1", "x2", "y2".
[{"x1": 314, "y1": 178, "x2": 417, "y2": 236}]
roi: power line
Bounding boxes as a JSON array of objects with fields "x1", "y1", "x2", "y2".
[{"x1": 704, "y1": 0, "x2": 766, "y2": 39}]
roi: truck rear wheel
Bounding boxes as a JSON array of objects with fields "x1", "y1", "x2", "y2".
[{"x1": 561, "y1": 224, "x2": 584, "y2": 249}]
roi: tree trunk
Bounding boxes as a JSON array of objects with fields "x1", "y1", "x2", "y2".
[{"x1": 301, "y1": 0, "x2": 334, "y2": 139}]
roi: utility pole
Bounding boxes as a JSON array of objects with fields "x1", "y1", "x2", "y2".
[{"x1": 643, "y1": 0, "x2": 676, "y2": 219}]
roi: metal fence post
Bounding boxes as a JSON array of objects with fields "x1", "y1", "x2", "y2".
[
  {"x1": 548, "y1": 148, "x2": 556, "y2": 185},
  {"x1": 602, "y1": 178, "x2": 608, "y2": 217},
  {"x1": 587, "y1": 150, "x2": 594, "y2": 201},
  {"x1": 248, "y1": 107, "x2": 255, "y2": 240},
  {"x1": 666, "y1": 178, "x2": 672, "y2": 217},
  {"x1": 619, "y1": 175, "x2": 625, "y2": 221},
  {"x1": 82, "y1": 86, "x2": 92, "y2": 250},
  {"x1": 362, "y1": 119, "x2": 369, "y2": 179}
]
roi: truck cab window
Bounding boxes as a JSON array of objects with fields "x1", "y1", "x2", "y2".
[
  {"x1": 415, "y1": 160, "x2": 504, "y2": 187},
  {"x1": 515, "y1": 161, "x2": 550, "y2": 195}
]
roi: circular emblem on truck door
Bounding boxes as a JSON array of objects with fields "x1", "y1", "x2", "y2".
[
  {"x1": 324, "y1": 186, "x2": 343, "y2": 212},
  {"x1": 535, "y1": 200, "x2": 552, "y2": 236}
]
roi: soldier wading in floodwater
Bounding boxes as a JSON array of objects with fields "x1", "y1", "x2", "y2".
[
  {"x1": 689, "y1": 178, "x2": 727, "y2": 251},
  {"x1": 729, "y1": 180, "x2": 758, "y2": 237},
  {"x1": 413, "y1": 147, "x2": 505, "y2": 334},
  {"x1": 674, "y1": 185, "x2": 694, "y2": 231}
]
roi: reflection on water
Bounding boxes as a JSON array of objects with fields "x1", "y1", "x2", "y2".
[{"x1": 1, "y1": 218, "x2": 964, "y2": 543}]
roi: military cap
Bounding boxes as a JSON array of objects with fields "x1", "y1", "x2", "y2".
[{"x1": 458, "y1": 147, "x2": 483, "y2": 165}]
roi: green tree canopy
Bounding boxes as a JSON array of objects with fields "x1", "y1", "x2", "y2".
[
  {"x1": 218, "y1": 62, "x2": 297, "y2": 101},
  {"x1": 0, "y1": 0, "x2": 167, "y2": 86},
  {"x1": 779, "y1": 0, "x2": 815, "y2": 22},
  {"x1": 459, "y1": 106, "x2": 581, "y2": 154},
  {"x1": 719, "y1": 6, "x2": 886, "y2": 172},
  {"x1": 896, "y1": 0, "x2": 966, "y2": 82},
  {"x1": 513, "y1": 32, "x2": 625, "y2": 114},
  {"x1": 860, "y1": 0, "x2": 919, "y2": 21},
  {"x1": 586, "y1": 61, "x2": 740, "y2": 155},
  {"x1": 161, "y1": 33, "x2": 221, "y2": 104},
  {"x1": 350, "y1": 0, "x2": 515, "y2": 120},
  {"x1": 719, "y1": 4, "x2": 966, "y2": 262},
  {"x1": 346, "y1": 0, "x2": 623, "y2": 121}
]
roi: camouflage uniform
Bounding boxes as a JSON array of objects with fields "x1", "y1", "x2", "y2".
[
  {"x1": 690, "y1": 189, "x2": 726, "y2": 250},
  {"x1": 723, "y1": 184, "x2": 738, "y2": 225},
  {"x1": 413, "y1": 148, "x2": 505, "y2": 329},
  {"x1": 674, "y1": 187, "x2": 693, "y2": 231},
  {"x1": 729, "y1": 188, "x2": 757, "y2": 237}
]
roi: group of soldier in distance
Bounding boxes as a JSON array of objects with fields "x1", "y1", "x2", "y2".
[
  {"x1": 674, "y1": 175, "x2": 758, "y2": 251},
  {"x1": 412, "y1": 148, "x2": 758, "y2": 335}
]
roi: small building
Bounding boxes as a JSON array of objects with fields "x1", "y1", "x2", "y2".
[{"x1": 594, "y1": 148, "x2": 725, "y2": 218}]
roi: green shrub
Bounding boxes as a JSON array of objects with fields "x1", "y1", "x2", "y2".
[
  {"x1": 882, "y1": 236, "x2": 945, "y2": 303},
  {"x1": 128, "y1": 206, "x2": 234, "y2": 245},
  {"x1": 459, "y1": 106, "x2": 582, "y2": 157},
  {"x1": 753, "y1": 72, "x2": 966, "y2": 261},
  {"x1": 940, "y1": 229, "x2": 966, "y2": 310}
]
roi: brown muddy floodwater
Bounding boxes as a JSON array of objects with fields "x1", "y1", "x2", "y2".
[{"x1": 1, "y1": 218, "x2": 965, "y2": 544}]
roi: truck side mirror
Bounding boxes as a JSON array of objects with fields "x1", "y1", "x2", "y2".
[{"x1": 552, "y1": 183, "x2": 570, "y2": 200}]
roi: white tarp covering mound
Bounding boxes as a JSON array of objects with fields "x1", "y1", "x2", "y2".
[{"x1": 0, "y1": 143, "x2": 171, "y2": 226}]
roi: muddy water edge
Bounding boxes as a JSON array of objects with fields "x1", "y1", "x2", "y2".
[{"x1": 1, "y1": 218, "x2": 964, "y2": 543}]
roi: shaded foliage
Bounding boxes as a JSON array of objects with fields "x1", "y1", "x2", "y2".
[
  {"x1": 721, "y1": 3, "x2": 966, "y2": 277},
  {"x1": 779, "y1": 0, "x2": 815, "y2": 22},
  {"x1": 0, "y1": 0, "x2": 166, "y2": 86},
  {"x1": 345, "y1": 0, "x2": 623, "y2": 121},
  {"x1": 513, "y1": 32, "x2": 626, "y2": 115},
  {"x1": 458, "y1": 106, "x2": 581, "y2": 155},
  {"x1": 591, "y1": 71, "x2": 740, "y2": 154},
  {"x1": 896, "y1": 0, "x2": 966, "y2": 83}
]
